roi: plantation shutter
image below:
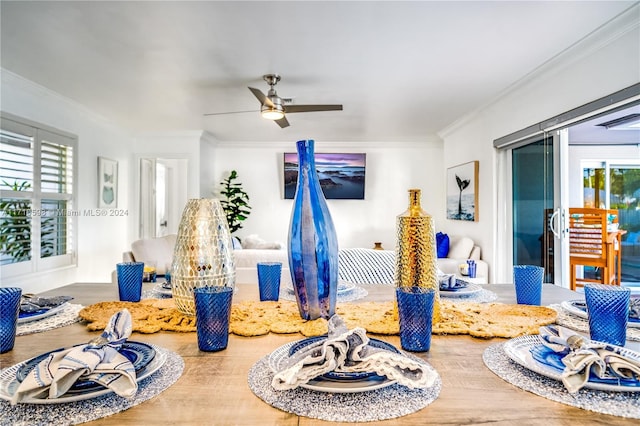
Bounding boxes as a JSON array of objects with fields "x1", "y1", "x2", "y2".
[
  {"x1": 40, "y1": 130, "x2": 74, "y2": 259},
  {"x1": 0, "y1": 119, "x2": 34, "y2": 266},
  {"x1": 0, "y1": 115, "x2": 77, "y2": 275}
]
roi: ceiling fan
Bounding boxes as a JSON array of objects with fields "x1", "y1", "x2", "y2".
[{"x1": 204, "y1": 74, "x2": 343, "y2": 128}]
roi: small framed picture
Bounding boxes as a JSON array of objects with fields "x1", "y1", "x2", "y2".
[
  {"x1": 446, "y1": 161, "x2": 478, "y2": 221},
  {"x1": 98, "y1": 157, "x2": 118, "y2": 208}
]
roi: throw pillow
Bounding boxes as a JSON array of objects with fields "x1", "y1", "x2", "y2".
[
  {"x1": 436, "y1": 232, "x2": 450, "y2": 258},
  {"x1": 243, "y1": 234, "x2": 285, "y2": 250}
]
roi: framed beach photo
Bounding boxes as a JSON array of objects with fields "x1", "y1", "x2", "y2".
[
  {"x1": 98, "y1": 156, "x2": 118, "y2": 208},
  {"x1": 446, "y1": 161, "x2": 478, "y2": 221},
  {"x1": 283, "y1": 152, "x2": 366, "y2": 200}
]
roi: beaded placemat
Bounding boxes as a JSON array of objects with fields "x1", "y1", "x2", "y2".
[
  {"x1": 483, "y1": 343, "x2": 640, "y2": 419},
  {"x1": 248, "y1": 353, "x2": 442, "y2": 422},
  {"x1": 0, "y1": 345, "x2": 184, "y2": 426},
  {"x1": 549, "y1": 304, "x2": 640, "y2": 342},
  {"x1": 16, "y1": 304, "x2": 84, "y2": 336}
]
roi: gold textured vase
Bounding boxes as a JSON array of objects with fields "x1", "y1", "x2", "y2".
[
  {"x1": 171, "y1": 198, "x2": 236, "y2": 315},
  {"x1": 395, "y1": 189, "x2": 441, "y2": 323}
]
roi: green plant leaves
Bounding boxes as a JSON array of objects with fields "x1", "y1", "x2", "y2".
[{"x1": 219, "y1": 170, "x2": 252, "y2": 234}]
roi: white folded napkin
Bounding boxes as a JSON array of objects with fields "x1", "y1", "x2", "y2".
[
  {"x1": 11, "y1": 309, "x2": 137, "y2": 404},
  {"x1": 272, "y1": 315, "x2": 437, "y2": 391},
  {"x1": 630, "y1": 298, "x2": 640, "y2": 320},
  {"x1": 539, "y1": 325, "x2": 640, "y2": 393}
]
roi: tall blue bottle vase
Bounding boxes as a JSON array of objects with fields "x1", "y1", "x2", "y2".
[{"x1": 288, "y1": 139, "x2": 339, "y2": 320}]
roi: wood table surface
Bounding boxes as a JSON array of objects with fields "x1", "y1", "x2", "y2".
[{"x1": 2, "y1": 282, "x2": 638, "y2": 426}]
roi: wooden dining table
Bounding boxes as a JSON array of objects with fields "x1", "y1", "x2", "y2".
[{"x1": 2, "y1": 282, "x2": 638, "y2": 425}]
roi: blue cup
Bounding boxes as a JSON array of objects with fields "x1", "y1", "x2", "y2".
[
  {"x1": 116, "y1": 262, "x2": 144, "y2": 302},
  {"x1": 396, "y1": 286, "x2": 435, "y2": 352},
  {"x1": 584, "y1": 284, "x2": 630, "y2": 346},
  {"x1": 467, "y1": 261, "x2": 477, "y2": 278},
  {"x1": 0, "y1": 287, "x2": 22, "y2": 353},
  {"x1": 257, "y1": 262, "x2": 282, "y2": 301},
  {"x1": 513, "y1": 265, "x2": 544, "y2": 305},
  {"x1": 194, "y1": 286, "x2": 234, "y2": 351}
]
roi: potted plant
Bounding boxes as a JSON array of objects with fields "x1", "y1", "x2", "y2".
[{"x1": 219, "y1": 170, "x2": 251, "y2": 237}]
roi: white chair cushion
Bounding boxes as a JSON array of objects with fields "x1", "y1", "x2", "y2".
[
  {"x1": 131, "y1": 235, "x2": 175, "y2": 274},
  {"x1": 447, "y1": 236, "x2": 474, "y2": 259}
]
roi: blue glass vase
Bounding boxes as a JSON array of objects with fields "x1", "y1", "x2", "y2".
[{"x1": 288, "y1": 139, "x2": 339, "y2": 320}]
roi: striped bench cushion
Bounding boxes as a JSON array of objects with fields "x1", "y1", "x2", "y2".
[{"x1": 338, "y1": 248, "x2": 396, "y2": 285}]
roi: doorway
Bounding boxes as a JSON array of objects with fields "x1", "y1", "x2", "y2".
[{"x1": 139, "y1": 158, "x2": 188, "y2": 239}]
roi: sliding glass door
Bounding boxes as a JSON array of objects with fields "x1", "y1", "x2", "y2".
[{"x1": 511, "y1": 130, "x2": 569, "y2": 285}]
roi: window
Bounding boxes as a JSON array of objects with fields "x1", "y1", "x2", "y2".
[{"x1": 0, "y1": 114, "x2": 77, "y2": 277}]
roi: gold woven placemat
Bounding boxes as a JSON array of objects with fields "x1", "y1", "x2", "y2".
[{"x1": 78, "y1": 298, "x2": 557, "y2": 338}]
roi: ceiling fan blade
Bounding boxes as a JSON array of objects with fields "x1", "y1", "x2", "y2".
[
  {"x1": 203, "y1": 110, "x2": 258, "y2": 116},
  {"x1": 275, "y1": 116, "x2": 290, "y2": 128},
  {"x1": 248, "y1": 87, "x2": 274, "y2": 108},
  {"x1": 284, "y1": 104, "x2": 343, "y2": 113}
]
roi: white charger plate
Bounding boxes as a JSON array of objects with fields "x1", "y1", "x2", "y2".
[
  {"x1": 17, "y1": 303, "x2": 69, "y2": 324},
  {"x1": 439, "y1": 282, "x2": 482, "y2": 298},
  {"x1": 286, "y1": 281, "x2": 356, "y2": 296},
  {"x1": 561, "y1": 300, "x2": 640, "y2": 329},
  {"x1": 268, "y1": 339, "x2": 397, "y2": 393},
  {"x1": 153, "y1": 282, "x2": 173, "y2": 296},
  {"x1": 0, "y1": 342, "x2": 167, "y2": 404},
  {"x1": 503, "y1": 334, "x2": 640, "y2": 392}
]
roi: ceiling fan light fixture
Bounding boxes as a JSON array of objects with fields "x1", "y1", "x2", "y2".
[{"x1": 261, "y1": 105, "x2": 285, "y2": 120}]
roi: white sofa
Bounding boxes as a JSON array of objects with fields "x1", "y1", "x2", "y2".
[
  {"x1": 436, "y1": 235, "x2": 488, "y2": 281},
  {"x1": 122, "y1": 234, "x2": 291, "y2": 285},
  {"x1": 123, "y1": 234, "x2": 487, "y2": 285}
]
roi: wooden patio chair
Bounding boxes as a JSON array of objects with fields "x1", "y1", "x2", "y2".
[{"x1": 568, "y1": 207, "x2": 620, "y2": 290}]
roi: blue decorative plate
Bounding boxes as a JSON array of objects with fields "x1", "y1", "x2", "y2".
[
  {"x1": 504, "y1": 334, "x2": 640, "y2": 392},
  {"x1": 529, "y1": 344, "x2": 640, "y2": 388},
  {"x1": 288, "y1": 335, "x2": 400, "y2": 382},
  {"x1": 15, "y1": 341, "x2": 156, "y2": 394},
  {"x1": 18, "y1": 302, "x2": 70, "y2": 324}
]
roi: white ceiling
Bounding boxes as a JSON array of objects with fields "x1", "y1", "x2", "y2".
[{"x1": 0, "y1": 1, "x2": 637, "y2": 143}]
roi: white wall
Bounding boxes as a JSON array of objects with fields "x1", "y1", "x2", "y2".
[
  {"x1": 439, "y1": 6, "x2": 640, "y2": 282},
  {"x1": 1, "y1": 70, "x2": 133, "y2": 292},
  {"x1": 210, "y1": 139, "x2": 444, "y2": 251}
]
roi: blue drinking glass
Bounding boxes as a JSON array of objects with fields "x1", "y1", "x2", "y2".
[
  {"x1": 257, "y1": 262, "x2": 282, "y2": 301},
  {"x1": 513, "y1": 265, "x2": 544, "y2": 305},
  {"x1": 584, "y1": 284, "x2": 630, "y2": 346},
  {"x1": 396, "y1": 286, "x2": 435, "y2": 352},
  {"x1": 194, "y1": 286, "x2": 234, "y2": 351},
  {"x1": 0, "y1": 287, "x2": 22, "y2": 353},
  {"x1": 116, "y1": 262, "x2": 144, "y2": 302}
]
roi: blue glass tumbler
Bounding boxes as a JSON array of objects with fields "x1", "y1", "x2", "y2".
[
  {"x1": 257, "y1": 262, "x2": 282, "y2": 301},
  {"x1": 0, "y1": 287, "x2": 22, "y2": 353},
  {"x1": 116, "y1": 262, "x2": 144, "y2": 302},
  {"x1": 584, "y1": 284, "x2": 630, "y2": 346},
  {"x1": 194, "y1": 286, "x2": 234, "y2": 351},
  {"x1": 396, "y1": 286, "x2": 435, "y2": 352},
  {"x1": 513, "y1": 265, "x2": 544, "y2": 305}
]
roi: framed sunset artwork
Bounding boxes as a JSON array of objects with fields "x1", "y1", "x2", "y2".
[{"x1": 283, "y1": 152, "x2": 366, "y2": 200}]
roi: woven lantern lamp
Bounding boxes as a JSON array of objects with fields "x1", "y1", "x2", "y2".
[{"x1": 171, "y1": 198, "x2": 236, "y2": 315}]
